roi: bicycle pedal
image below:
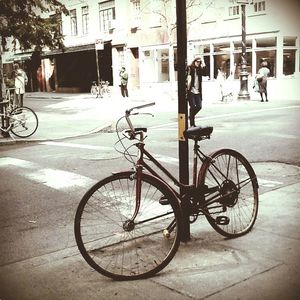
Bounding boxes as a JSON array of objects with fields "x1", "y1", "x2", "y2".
[
  {"x1": 159, "y1": 196, "x2": 170, "y2": 205},
  {"x1": 216, "y1": 216, "x2": 230, "y2": 225}
]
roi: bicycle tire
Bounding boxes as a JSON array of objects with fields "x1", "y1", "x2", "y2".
[
  {"x1": 74, "y1": 171, "x2": 181, "y2": 280},
  {"x1": 90, "y1": 85, "x2": 98, "y2": 96},
  {"x1": 198, "y1": 149, "x2": 259, "y2": 238},
  {"x1": 10, "y1": 106, "x2": 39, "y2": 138}
]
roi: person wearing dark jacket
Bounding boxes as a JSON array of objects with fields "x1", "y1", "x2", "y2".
[{"x1": 186, "y1": 57, "x2": 205, "y2": 127}]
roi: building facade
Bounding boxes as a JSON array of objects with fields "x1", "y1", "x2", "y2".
[{"x1": 2, "y1": 0, "x2": 300, "y2": 99}]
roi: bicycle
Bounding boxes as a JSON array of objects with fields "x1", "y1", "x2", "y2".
[
  {"x1": 4, "y1": 87, "x2": 18, "y2": 110},
  {"x1": 74, "y1": 102, "x2": 259, "y2": 280},
  {"x1": 90, "y1": 80, "x2": 111, "y2": 98},
  {"x1": 0, "y1": 100, "x2": 39, "y2": 138}
]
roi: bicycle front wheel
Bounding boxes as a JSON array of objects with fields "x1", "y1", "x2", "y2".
[
  {"x1": 74, "y1": 171, "x2": 181, "y2": 280},
  {"x1": 90, "y1": 85, "x2": 98, "y2": 95},
  {"x1": 198, "y1": 149, "x2": 259, "y2": 238},
  {"x1": 10, "y1": 106, "x2": 38, "y2": 138}
]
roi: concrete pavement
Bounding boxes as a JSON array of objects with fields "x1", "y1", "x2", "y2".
[
  {"x1": 0, "y1": 92, "x2": 300, "y2": 299},
  {"x1": 1, "y1": 90, "x2": 165, "y2": 144},
  {"x1": 0, "y1": 179, "x2": 299, "y2": 299}
]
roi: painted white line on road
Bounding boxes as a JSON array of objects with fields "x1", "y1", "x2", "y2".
[
  {"x1": 40, "y1": 141, "x2": 113, "y2": 150},
  {"x1": 24, "y1": 168, "x2": 96, "y2": 190},
  {"x1": 150, "y1": 105, "x2": 300, "y2": 129},
  {"x1": 262, "y1": 133, "x2": 299, "y2": 139},
  {"x1": 0, "y1": 157, "x2": 39, "y2": 169},
  {"x1": 0, "y1": 157, "x2": 96, "y2": 191}
]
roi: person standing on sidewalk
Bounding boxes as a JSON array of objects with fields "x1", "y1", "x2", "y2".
[
  {"x1": 186, "y1": 57, "x2": 205, "y2": 127},
  {"x1": 119, "y1": 67, "x2": 129, "y2": 98},
  {"x1": 13, "y1": 63, "x2": 28, "y2": 107},
  {"x1": 256, "y1": 60, "x2": 270, "y2": 102}
]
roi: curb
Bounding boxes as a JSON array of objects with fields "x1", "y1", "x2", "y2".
[{"x1": 0, "y1": 122, "x2": 112, "y2": 145}]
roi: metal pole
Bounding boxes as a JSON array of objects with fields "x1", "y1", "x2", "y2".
[
  {"x1": 237, "y1": 3, "x2": 250, "y2": 100},
  {"x1": 0, "y1": 44, "x2": 9, "y2": 137},
  {"x1": 95, "y1": 47, "x2": 100, "y2": 85},
  {"x1": 176, "y1": 0, "x2": 190, "y2": 242}
]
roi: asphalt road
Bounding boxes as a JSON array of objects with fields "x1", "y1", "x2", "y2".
[{"x1": 0, "y1": 97, "x2": 299, "y2": 299}]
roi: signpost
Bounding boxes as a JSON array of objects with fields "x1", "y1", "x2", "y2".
[{"x1": 95, "y1": 39, "x2": 104, "y2": 85}]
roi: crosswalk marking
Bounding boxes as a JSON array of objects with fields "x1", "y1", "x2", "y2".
[
  {"x1": 40, "y1": 141, "x2": 113, "y2": 150},
  {"x1": 262, "y1": 133, "x2": 299, "y2": 139},
  {"x1": 0, "y1": 155, "x2": 284, "y2": 192},
  {"x1": 0, "y1": 157, "x2": 95, "y2": 191},
  {"x1": 25, "y1": 168, "x2": 96, "y2": 190}
]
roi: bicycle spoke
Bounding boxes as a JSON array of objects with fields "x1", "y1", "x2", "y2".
[{"x1": 75, "y1": 172, "x2": 180, "y2": 280}]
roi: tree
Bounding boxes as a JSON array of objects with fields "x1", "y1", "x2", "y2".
[
  {"x1": 0, "y1": 0, "x2": 68, "y2": 51},
  {"x1": 142, "y1": 0, "x2": 214, "y2": 85},
  {"x1": 0, "y1": 0, "x2": 68, "y2": 136}
]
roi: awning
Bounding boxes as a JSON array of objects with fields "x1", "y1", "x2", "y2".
[
  {"x1": 41, "y1": 44, "x2": 95, "y2": 57},
  {"x1": 41, "y1": 42, "x2": 114, "y2": 57},
  {"x1": 4, "y1": 52, "x2": 32, "y2": 63}
]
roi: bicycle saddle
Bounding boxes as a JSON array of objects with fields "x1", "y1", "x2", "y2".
[{"x1": 184, "y1": 126, "x2": 213, "y2": 140}]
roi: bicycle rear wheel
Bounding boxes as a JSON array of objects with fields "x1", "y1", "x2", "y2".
[
  {"x1": 10, "y1": 106, "x2": 38, "y2": 138},
  {"x1": 74, "y1": 171, "x2": 181, "y2": 280},
  {"x1": 198, "y1": 149, "x2": 258, "y2": 238}
]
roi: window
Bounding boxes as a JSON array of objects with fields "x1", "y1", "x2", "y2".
[
  {"x1": 283, "y1": 37, "x2": 297, "y2": 76},
  {"x1": 157, "y1": 49, "x2": 169, "y2": 81},
  {"x1": 255, "y1": 37, "x2": 276, "y2": 77},
  {"x1": 70, "y1": 9, "x2": 78, "y2": 36},
  {"x1": 82, "y1": 6, "x2": 89, "y2": 35},
  {"x1": 213, "y1": 42, "x2": 230, "y2": 78},
  {"x1": 229, "y1": 5, "x2": 239, "y2": 16},
  {"x1": 131, "y1": 0, "x2": 141, "y2": 26},
  {"x1": 99, "y1": 1, "x2": 115, "y2": 32},
  {"x1": 254, "y1": 1, "x2": 266, "y2": 12}
]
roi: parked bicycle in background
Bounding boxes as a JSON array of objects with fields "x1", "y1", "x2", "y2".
[
  {"x1": 0, "y1": 100, "x2": 38, "y2": 138},
  {"x1": 90, "y1": 80, "x2": 111, "y2": 99}
]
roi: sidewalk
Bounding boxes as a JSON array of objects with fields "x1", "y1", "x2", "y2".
[
  {"x1": 0, "y1": 90, "x2": 179, "y2": 144},
  {"x1": 0, "y1": 92, "x2": 299, "y2": 299},
  {"x1": 0, "y1": 180, "x2": 299, "y2": 299}
]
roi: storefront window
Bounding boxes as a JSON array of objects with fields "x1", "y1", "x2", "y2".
[
  {"x1": 234, "y1": 52, "x2": 252, "y2": 79},
  {"x1": 234, "y1": 40, "x2": 252, "y2": 51},
  {"x1": 157, "y1": 49, "x2": 169, "y2": 82},
  {"x1": 283, "y1": 37, "x2": 297, "y2": 76},
  {"x1": 256, "y1": 37, "x2": 276, "y2": 48},
  {"x1": 256, "y1": 50, "x2": 276, "y2": 77},
  {"x1": 283, "y1": 49, "x2": 296, "y2": 75},
  {"x1": 142, "y1": 50, "x2": 156, "y2": 82},
  {"x1": 256, "y1": 37, "x2": 277, "y2": 77},
  {"x1": 213, "y1": 42, "x2": 230, "y2": 78},
  {"x1": 283, "y1": 36, "x2": 296, "y2": 46}
]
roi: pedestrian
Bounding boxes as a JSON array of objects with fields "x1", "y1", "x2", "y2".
[
  {"x1": 186, "y1": 57, "x2": 206, "y2": 127},
  {"x1": 256, "y1": 60, "x2": 270, "y2": 102},
  {"x1": 216, "y1": 67, "x2": 225, "y2": 101},
  {"x1": 36, "y1": 65, "x2": 43, "y2": 92},
  {"x1": 119, "y1": 67, "x2": 129, "y2": 97},
  {"x1": 13, "y1": 63, "x2": 28, "y2": 107}
]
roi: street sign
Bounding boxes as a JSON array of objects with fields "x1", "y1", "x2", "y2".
[{"x1": 95, "y1": 39, "x2": 104, "y2": 50}]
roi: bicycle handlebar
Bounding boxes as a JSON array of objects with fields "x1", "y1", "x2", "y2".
[
  {"x1": 124, "y1": 102, "x2": 155, "y2": 138},
  {"x1": 126, "y1": 102, "x2": 155, "y2": 114}
]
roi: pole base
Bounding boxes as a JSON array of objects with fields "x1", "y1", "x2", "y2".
[{"x1": 237, "y1": 91, "x2": 250, "y2": 100}]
